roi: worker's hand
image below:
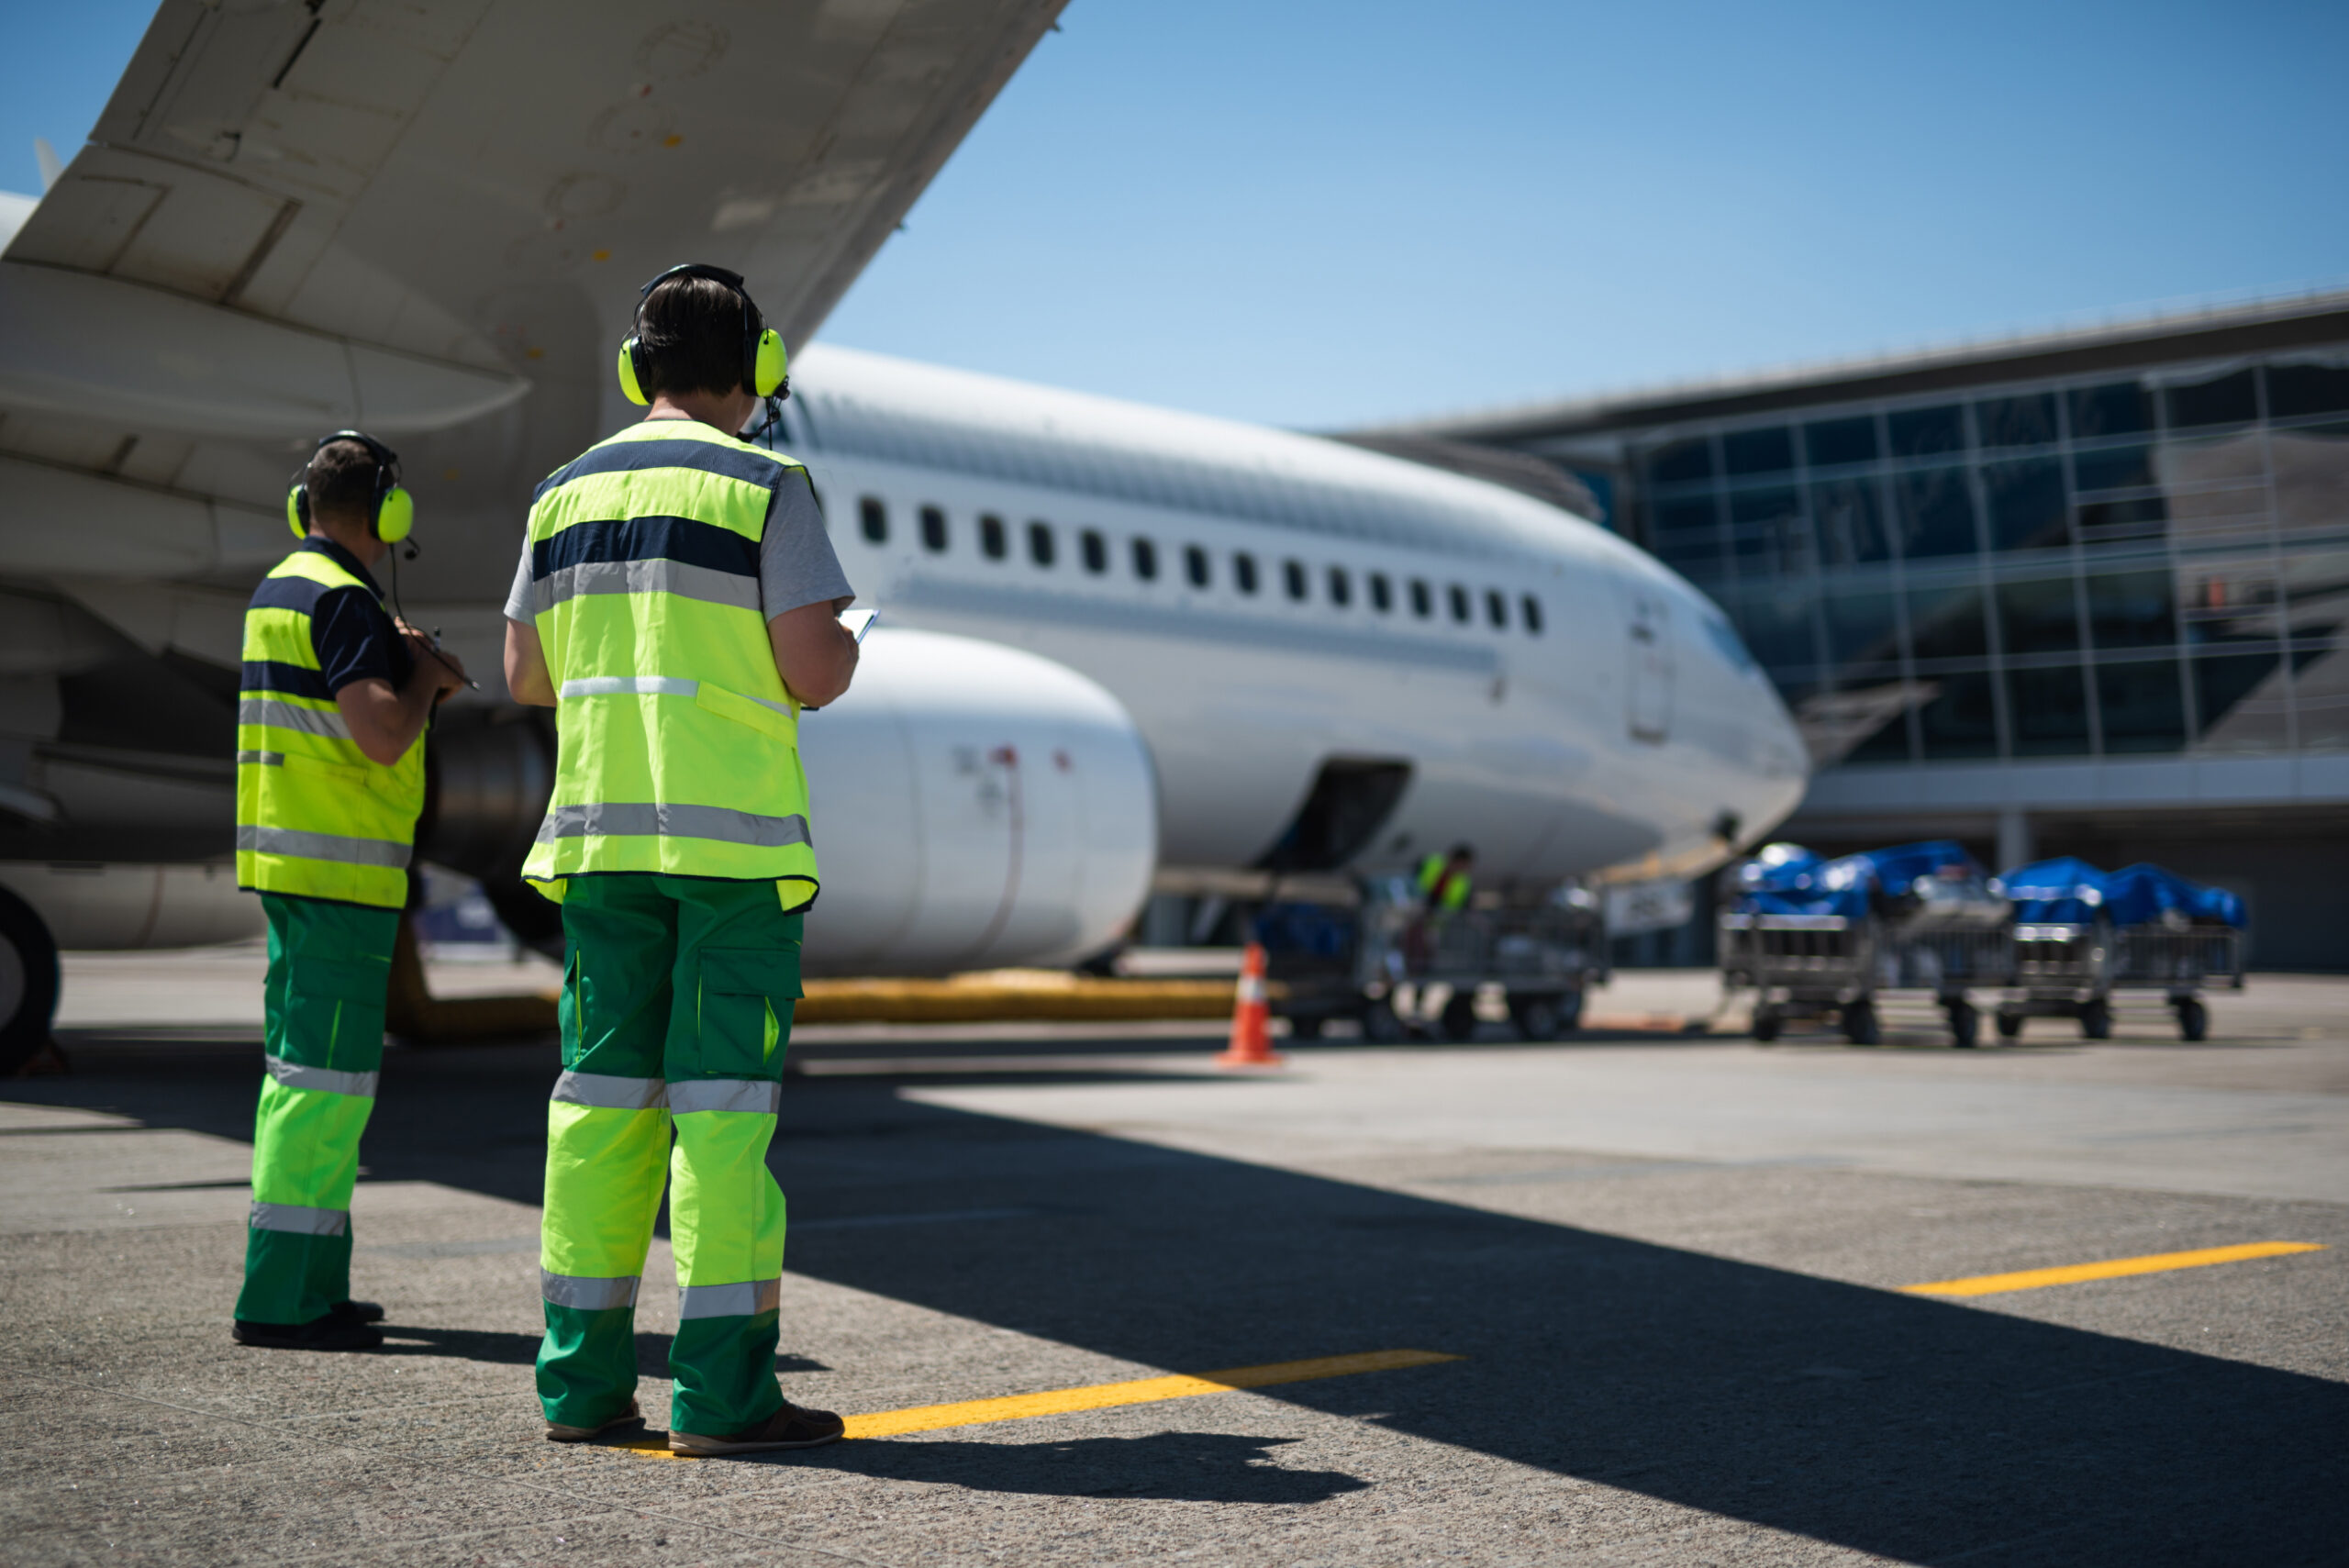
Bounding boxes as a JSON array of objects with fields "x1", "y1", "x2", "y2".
[{"x1": 402, "y1": 626, "x2": 467, "y2": 694}]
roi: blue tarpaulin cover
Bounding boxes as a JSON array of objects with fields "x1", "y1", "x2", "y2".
[
  {"x1": 2001, "y1": 857, "x2": 2110, "y2": 924},
  {"x1": 2106, "y1": 863, "x2": 2248, "y2": 929},
  {"x1": 1731, "y1": 844, "x2": 1874, "y2": 918}
]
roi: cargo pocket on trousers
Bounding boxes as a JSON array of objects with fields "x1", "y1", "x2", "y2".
[
  {"x1": 693, "y1": 946, "x2": 803, "y2": 1078},
  {"x1": 284, "y1": 955, "x2": 390, "y2": 1067}
]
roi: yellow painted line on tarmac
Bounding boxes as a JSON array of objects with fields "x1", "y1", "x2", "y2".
[
  {"x1": 614, "y1": 1348, "x2": 1462, "y2": 1459},
  {"x1": 1901, "y1": 1240, "x2": 2326, "y2": 1298}
]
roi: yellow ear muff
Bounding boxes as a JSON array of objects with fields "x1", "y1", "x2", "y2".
[
  {"x1": 286, "y1": 486, "x2": 307, "y2": 539},
  {"x1": 617, "y1": 339, "x2": 650, "y2": 406},
  {"x1": 752, "y1": 328, "x2": 786, "y2": 397},
  {"x1": 376, "y1": 486, "x2": 414, "y2": 544}
]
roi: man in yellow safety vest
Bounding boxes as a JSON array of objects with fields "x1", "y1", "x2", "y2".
[
  {"x1": 232, "y1": 431, "x2": 466, "y2": 1351},
  {"x1": 503, "y1": 264, "x2": 860, "y2": 1454}
]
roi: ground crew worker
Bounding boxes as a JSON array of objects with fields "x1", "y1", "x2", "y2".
[
  {"x1": 503, "y1": 263, "x2": 859, "y2": 1455},
  {"x1": 1405, "y1": 844, "x2": 1475, "y2": 973},
  {"x1": 232, "y1": 432, "x2": 466, "y2": 1351}
]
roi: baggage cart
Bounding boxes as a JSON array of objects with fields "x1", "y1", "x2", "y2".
[{"x1": 1994, "y1": 861, "x2": 2245, "y2": 1041}]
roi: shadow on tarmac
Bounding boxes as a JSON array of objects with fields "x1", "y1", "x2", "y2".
[{"x1": 17, "y1": 1033, "x2": 2347, "y2": 1564}]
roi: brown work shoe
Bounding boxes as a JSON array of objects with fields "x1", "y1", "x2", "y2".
[
  {"x1": 546, "y1": 1397, "x2": 642, "y2": 1443},
  {"x1": 669, "y1": 1399, "x2": 844, "y2": 1456}
]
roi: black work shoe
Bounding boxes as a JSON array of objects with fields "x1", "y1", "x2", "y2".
[
  {"x1": 547, "y1": 1398, "x2": 643, "y2": 1443},
  {"x1": 670, "y1": 1399, "x2": 845, "y2": 1456},
  {"x1": 330, "y1": 1298, "x2": 384, "y2": 1324},
  {"x1": 232, "y1": 1315, "x2": 384, "y2": 1351}
]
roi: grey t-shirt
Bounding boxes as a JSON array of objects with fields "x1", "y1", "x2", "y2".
[{"x1": 505, "y1": 462, "x2": 853, "y2": 627}]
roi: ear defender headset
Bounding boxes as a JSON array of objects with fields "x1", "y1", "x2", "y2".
[
  {"x1": 285, "y1": 430, "x2": 413, "y2": 544},
  {"x1": 616, "y1": 262, "x2": 787, "y2": 406}
]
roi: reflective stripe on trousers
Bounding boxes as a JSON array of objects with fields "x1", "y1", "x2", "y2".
[
  {"x1": 541, "y1": 1270, "x2": 641, "y2": 1311},
  {"x1": 250, "y1": 1201, "x2": 349, "y2": 1236},
  {"x1": 678, "y1": 1278, "x2": 781, "y2": 1319},
  {"x1": 266, "y1": 1054, "x2": 379, "y2": 1098}
]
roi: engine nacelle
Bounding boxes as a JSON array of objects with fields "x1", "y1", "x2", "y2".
[{"x1": 798, "y1": 628, "x2": 1158, "y2": 975}]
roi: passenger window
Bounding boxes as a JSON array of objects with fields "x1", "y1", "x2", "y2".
[
  {"x1": 1486, "y1": 589, "x2": 1508, "y2": 628},
  {"x1": 1369, "y1": 572, "x2": 1392, "y2": 613},
  {"x1": 1028, "y1": 520, "x2": 1056, "y2": 567},
  {"x1": 1449, "y1": 584, "x2": 1471, "y2": 623},
  {"x1": 1234, "y1": 552, "x2": 1260, "y2": 595},
  {"x1": 1131, "y1": 537, "x2": 1158, "y2": 581},
  {"x1": 1081, "y1": 528, "x2": 1108, "y2": 573},
  {"x1": 859, "y1": 496, "x2": 887, "y2": 544},
  {"x1": 1284, "y1": 560, "x2": 1308, "y2": 601},
  {"x1": 919, "y1": 506, "x2": 948, "y2": 553},
  {"x1": 1520, "y1": 594, "x2": 1544, "y2": 636},
  {"x1": 1185, "y1": 544, "x2": 1210, "y2": 588},
  {"x1": 1328, "y1": 565, "x2": 1352, "y2": 607},
  {"x1": 1409, "y1": 579, "x2": 1432, "y2": 617},
  {"x1": 979, "y1": 514, "x2": 1007, "y2": 560}
]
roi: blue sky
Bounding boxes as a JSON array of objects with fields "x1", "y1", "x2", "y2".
[{"x1": 13, "y1": 2, "x2": 2346, "y2": 428}]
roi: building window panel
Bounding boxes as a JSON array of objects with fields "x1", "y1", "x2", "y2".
[
  {"x1": 1845, "y1": 704, "x2": 1916, "y2": 764},
  {"x1": 859, "y1": 496, "x2": 887, "y2": 543},
  {"x1": 2076, "y1": 496, "x2": 2168, "y2": 544},
  {"x1": 1644, "y1": 438, "x2": 1714, "y2": 487},
  {"x1": 1976, "y1": 393, "x2": 2058, "y2": 450},
  {"x1": 2287, "y1": 639, "x2": 2349, "y2": 748},
  {"x1": 1894, "y1": 466, "x2": 1979, "y2": 560},
  {"x1": 1722, "y1": 427, "x2": 1795, "y2": 476},
  {"x1": 1804, "y1": 416, "x2": 1878, "y2": 470},
  {"x1": 1995, "y1": 577, "x2": 2082, "y2": 655},
  {"x1": 1982, "y1": 458, "x2": 2069, "y2": 552},
  {"x1": 1811, "y1": 478, "x2": 1891, "y2": 566},
  {"x1": 1908, "y1": 583, "x2": 1991, "y2": 662},
  {"x1": 1653, "y1": 495, "x2": 1725, "y2": 579},
  {"x1": 2006, "y1": 665, "x2": 2092, "y2": 756},
  {"x1": 979, "y1": 514, "x2": 1007, "y2": 560},
  {"x1": 1915, "y1": 670, "x2": 2000, "y2": 759},
  {"x1": 2192, "y1": 651, "x2": 2290, "y2": 751},
  {"x1": 1081, "y1": 528, "x2": 1108, "y2": 573},
  {"x1": 1888, "y1": 406, "x2": 1966, "y2": 460},
  {"x1": 2073, "y1": 445, "x2": 2156, "y2": 495},
  {"x1": 1824, "y1": 589, "x2": 1902, "y2": 666},
  {"x1": 2085, "y1": 571, "x2": 2177, "y2": 650},
  {"x1": 1728, "y1": 584, "x2": 1820, "y2": 670},
  {"x1": 2068, "y1": 382, "x2": 2156, "y2": 440},
  {"x1": 2096, "y1": 659, "x2": 2188, "y2": 753},
  {"x1": 2272, "y1": 423, "x2": 2349, "y2": 535},
  {"x1": 1730, "y1": 486, "x2": 1808, "y2": 574},
  {"x1": 2165, "y1": 367, "x2": 2257, "y2": 430},
  {"x1": 2266, "y1": 361, "x2": 2349, "y2": 420},
  {"x1": 1028, "y1": 519, "x2": 1056, "y2": 567}
]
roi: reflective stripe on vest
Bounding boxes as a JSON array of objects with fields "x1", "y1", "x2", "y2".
[
  {"x1": 520, "y1": 422, "x2": 820, "y2": 896},
  {"x1": 235, "y1": 546, "x2": 424, "y2": 908}
]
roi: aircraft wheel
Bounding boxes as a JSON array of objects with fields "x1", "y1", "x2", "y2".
[
  {"x1": 2176, "y1": 996, "x2": 2209, "y2": 1042},
  {"x1": 1996, "y1": 1010, "x2": 2023, "y2": 1040},
  {"x1": 2078, "y1": 999, "x2": 2113, "y2": 1040},
  {"x1": 1946, "y1": 998, "x2": 1979, "y2": 1049},
  {"x1": 1439, "y1": 993, "x2": 1480, "y2": 1043},
  {"x1": 1842, "y1": 1000, "x2": 1881, "y2": 1046},
  {"x1": 1361, "y1": 1000, "x2": 1408, "y2": 1044},
  {"x1": 1510, "y1": 995, "x2": 1565, "y2": 1042},
  {"x1": 1750, "y1": 1006, "x2": 1782, "y2": 1043},
  {"x1": 0, "y1": 884, "x2": 61, "y2": 1077}
]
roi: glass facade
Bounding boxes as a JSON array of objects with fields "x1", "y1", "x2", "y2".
[{"x1": 1627, "y1": 353, "x2": 2349, "y2": 764}]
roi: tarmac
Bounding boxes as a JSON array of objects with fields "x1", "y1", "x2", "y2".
[{"x1": 4, "y1": 957, "x2": 2344, "y2": 1565}]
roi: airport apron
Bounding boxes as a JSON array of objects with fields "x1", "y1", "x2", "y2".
[
  {"x1": 232, "y1": 544, "x2": 422, "y2": 1326},
  {"x1": 520, "y1": 422, "x2": 816, "y2": 1435}
]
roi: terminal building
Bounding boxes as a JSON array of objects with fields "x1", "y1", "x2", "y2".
[{"x1": 1386, "y1": 290, "x2": 2349, "y2": 969}]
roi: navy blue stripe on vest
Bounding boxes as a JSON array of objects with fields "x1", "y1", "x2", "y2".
[
  {"x1": 247, "y1": 573, "x2": 335, "y2": 616},
  {"x1": 531, "y1": 439, "x2": 792, "y2": 505},
  {"x1": 530, "y1": 516, "x2": 761, "y2": 583},
  {"x1": 239, "y1": 660, "x2": 335, "y2": 701}
]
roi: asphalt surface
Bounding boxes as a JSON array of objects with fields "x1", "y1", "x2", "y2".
[{"x1": 3, "y1": 966, "x2": 2343, "y2": 1566}]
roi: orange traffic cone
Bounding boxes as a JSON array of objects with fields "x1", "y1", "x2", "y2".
[{"x1": 1216, "y1": 942, "x2": 1284, "y2": 1067}]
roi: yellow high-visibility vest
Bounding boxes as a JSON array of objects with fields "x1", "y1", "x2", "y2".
[
  {"x1": 235, "y1": 546, "x2": 425, "y2": 908},
  {"x1": 520, "y1": 420, "x2": 820, "y2": 909}
]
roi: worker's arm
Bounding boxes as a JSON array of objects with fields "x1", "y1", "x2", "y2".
[
  {"x1": 504, "y1": 620, "x2": 557, "y2": 707},
  {"x1": 335, "y1": 631, "x2": 465, "y2": 766},
  {"x1": 770, "y1": 595, "x2": 860, "y2": 708}
]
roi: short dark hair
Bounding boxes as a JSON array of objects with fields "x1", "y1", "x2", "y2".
[
  {"x1": 636, "y1": 273, "x2": 754, "y2": 398},
  {"x1": 305, "y1": 439, "x2": 385, "y2": 525}
]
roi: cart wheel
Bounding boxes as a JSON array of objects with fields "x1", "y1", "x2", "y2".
[
  {"x1": 2078, "y1": 999, "x2": 2112, "y2": 1040},
  {"x1": 2176, "y1": 996, "x2": 2209, "y2": 1042},
  {"x1": 1995, "y1": 1009, "x2": 2022, "y2": 1040},
  {"x1": 1842, "y1": 1001, "x2": 1881, "y2": 1046},
  {"x1": 1288, "y1": 1014, "x2": 1325, "y2": 1040},
  {"x1": 1556, "y1": 989, "x2": 1584, "y2": 1034},
  {"x1": 1509, "y1": 995, "x2": 1565, "y2": 1042},
  {"x1": 1439, "y1": 993, "x2": 1480, "y2": 1043},
  {"x1": 1751, "y1": 1006, "x2": 1782, "y2": 1043},
  {"x1": 1946, "y1": 998, "x2": 1978, "y2": 1049},
  {"x1": 1361, "y1": 1000, "x2": 1407, "y2": 1044}
]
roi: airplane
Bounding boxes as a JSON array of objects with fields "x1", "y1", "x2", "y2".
[{"x1": 0, "y1": 0, "x2": 1807, "y2": 1062}]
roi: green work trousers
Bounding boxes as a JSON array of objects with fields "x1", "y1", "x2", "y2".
[
  {"x1": 535, "y1": 874, "x2": 804, "y2": 1437},
  {"x1": 236, "y1": 894, "x2": 398, "y2": 1326}
]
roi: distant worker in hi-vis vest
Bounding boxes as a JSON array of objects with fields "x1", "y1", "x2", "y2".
[
  {"x1": 502, "y1": 264, "x2": 861, "y2": 1455},
  {"x1": 232, "y1": 432, "x2": 467, "y2": 1351}
]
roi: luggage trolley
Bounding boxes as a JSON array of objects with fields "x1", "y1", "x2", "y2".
[
  {"x1": 1997, "y1": 861, "x2": 2245, "y2": 1041},
  {"x1": 1722, "y1": 841, "x2": 2013, "y2": 1047}
]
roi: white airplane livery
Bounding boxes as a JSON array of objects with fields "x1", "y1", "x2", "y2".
[{"x1": 0, "y1": 0, "x2": 1805, "y2": 1051}]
